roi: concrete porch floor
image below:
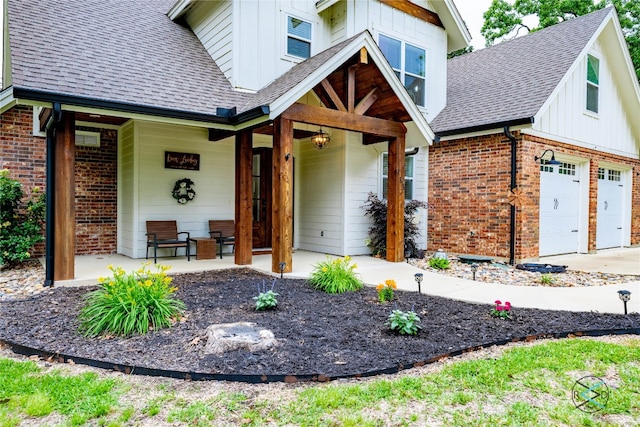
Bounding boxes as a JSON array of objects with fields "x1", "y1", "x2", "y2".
[{"x1": 50, "y1": 247, "x2": 640, "y2": 314}]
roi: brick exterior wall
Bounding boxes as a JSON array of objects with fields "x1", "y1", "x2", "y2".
[
  {"x1": 0, "y1": 105, "x2": 118, "y2": 256},
  {"x1": 428, "y1": 130, "x2": 640, "y2": 262}
]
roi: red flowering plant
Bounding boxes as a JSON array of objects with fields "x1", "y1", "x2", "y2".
[{"x1": 490, "y1": 300, "x2": 512, "y2": 320}]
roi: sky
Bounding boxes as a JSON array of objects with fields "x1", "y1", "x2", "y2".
[{"x1": 453, "y1": 0, "x2": 495, "y2": 50}]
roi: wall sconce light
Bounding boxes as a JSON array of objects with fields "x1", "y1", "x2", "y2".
[
  {"x1": 310, "y1": 128, "x2": 330, "y2": 149},
  {"x1": 414, "y1": 272, "x2": 423, "y2": 294},
  {"x1": 617, "y1": 290, "x2": 631, "y2": 314},
  {"x1": 279, "y1": 262, "x2": 286, "y2": 279},
  {"x1": 534, "y1": 149, "x2": 562, "y2": 165}
]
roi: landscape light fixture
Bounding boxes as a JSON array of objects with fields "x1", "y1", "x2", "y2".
[
  {"x1": 534, "y1": 149, "x2": 562, "y2": 165},
  {"x1": 471, "y1": 263, "x2": 479, "y2": 281},
  {"x1": 617, "y1": 290, "x2": 631, "y2": 315},
  {"x1": 279, "y1": 262, "x2": 286, "y2": 279},
  {"x1": 310, "y1": 128, "x2": 330, "y2": 149},
  {"x1": 414, "y1": 272, "x2": 423, "y2": 294}
]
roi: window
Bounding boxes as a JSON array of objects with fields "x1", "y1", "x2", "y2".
[
  {"x1": 598, "y1": 167, "x2": 605, "y2": 180},
  {"x1": 287, "y1": 16, "x2": 311, "y2": 59},
  {"x1": 75, "y1": 131, "x2": 100, "y2": 147},
  {"x1": 382, "y1": 153, "x2": 414, "y2": 200},
  {"x1": 379, "y1": 34, "x2": 426, "y2": 107},
  {"x1": 586, "y1": 54, "x2": 599, "y2": 113},
  {"x1": 558, "y1": 162, "x2": 576, "y2": 176},
  {"x1": 608, "y1": 169, "x2": 621, "y2": 182}
]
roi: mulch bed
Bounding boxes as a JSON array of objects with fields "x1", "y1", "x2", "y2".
[{"x1": 0, "y1": 268, "x2": 638, "y2": 380}]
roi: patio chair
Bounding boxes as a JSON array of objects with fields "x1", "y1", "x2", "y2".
[
  {"x1": 208, "y1": 220, "x2": 235, "y2": 259},
  {"x1": 146, "y1": 220, "x2": 191, "y2": 263}
]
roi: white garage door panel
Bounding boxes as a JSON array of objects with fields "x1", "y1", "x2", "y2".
[
  {"x1": 596, "y1": 169, "x2": 624, "y2": 249},
  {"x1": 539, "y1": 164, "x2": 580, "y2": 256}
]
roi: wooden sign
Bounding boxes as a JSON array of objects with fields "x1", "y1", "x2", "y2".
[{"x1": 165, "y1": 151, "x2": 200, "y2": 171}]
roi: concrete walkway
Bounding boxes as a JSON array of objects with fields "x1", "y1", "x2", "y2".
[{"x1": 54, "y1": 247, "x2": 640, "y2": 315}]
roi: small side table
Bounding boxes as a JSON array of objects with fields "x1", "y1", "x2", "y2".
[{"x1": 189, "y1": 237, "x2": 217, "y2": 260}]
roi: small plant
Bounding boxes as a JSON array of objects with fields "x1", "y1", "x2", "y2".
[
  {"x1": 386, "y1": 306, "x2": 422, "y2": 335},
  {"x1": 490, "y1": 300, "x2": 512, "y2": 320},
  {"x1": 254, "y1": 279, "x2": 279, "y2": 311},
  {"x1": 79, "y1": 263, "x2": 186, "y2": 337},
  {"x1": 540, "y1": 273, "x2": 556, "y2": 285},
  {"x1": 428, "y1": 257, "x2": 450, "y2": 270},
  {"x1": 308, "y1": 255, "x2": 363, "y2": 294},
  {"x1": 0, "y1": 169, "x2": 46, "y2": 267},
  {"x1": 376, "y1": 279, "x2": 397, "y2": 302}
]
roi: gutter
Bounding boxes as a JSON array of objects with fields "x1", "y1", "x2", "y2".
[
  {"x1": 43, "y1": 102, "x2": 62, "y2": 287},
  {"x1": 503, "y1": 126, "x2": 517, "y2": 266},
  {"x1": 435, "y1": 117, "x2": 534, "y2": 138},
  {"x1": 12, "y1": 87, "x2": 269, "y2": 126}
]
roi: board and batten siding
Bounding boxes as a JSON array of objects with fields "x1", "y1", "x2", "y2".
[
  {"x1": 534, "y1": 39, "x2": 637, "y2": 159},
  {"x1": 118, "y1": 120, "x2": 236, "y2": 259},
  {"x1": 186, "y1": 0, "x2": 234, "y2": 84}
]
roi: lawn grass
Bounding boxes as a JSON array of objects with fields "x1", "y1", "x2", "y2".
[{"x1": 1, "y1": 337, "x2": 638, "y2": 426}]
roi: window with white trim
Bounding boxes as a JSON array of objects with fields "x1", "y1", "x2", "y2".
[
  {"x1": 586, "y1": 54, "x2": 599, "y2": 113},
  {"x1": 75, "y1": 130, "x2": 100, "y2": 147},
  {"x1": 287, "y1": 16, "x2": 311, "y2": 59},
  {"x1": 608, "y1": 169, "x2": 621, "y2": 181},
  {"x1": 378, "y1": 34, "x2": 426, "y2": 107},
  {"x1": 381, "y1": 152, "x2": 414, "y2": 200}
]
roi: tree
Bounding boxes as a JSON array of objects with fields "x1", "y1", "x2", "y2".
[{"x1": 481, "y1": 0, "x2": 640, "y2": 81}]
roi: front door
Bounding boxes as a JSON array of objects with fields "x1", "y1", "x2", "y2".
[{"x1": 252, "y1": 148, "x2": 272, "y2": 248}]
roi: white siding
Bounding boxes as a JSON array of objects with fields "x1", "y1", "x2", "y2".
[
  {"x1": 118, "y1": 120, "x2": 136, "y2": 256},
  {"x1": 186, "y1": 1, "x2": 234, "y2": 82},
  {"x1": 344, "y1": 131, "x2": 379, "y2": 254},
  {"x1": 297, "y1": 129, "x2": 346, "y2": 255},
  {"x1": 534, "y1": 39, "x2": 637, "y2": 158},
  {"x1": 121, "y1": 121, "x2": 236, "y2": 259}
]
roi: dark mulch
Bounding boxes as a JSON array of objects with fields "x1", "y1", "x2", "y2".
[{"x1": 0, "y1": 268, "x2": 638, "y2": 379}]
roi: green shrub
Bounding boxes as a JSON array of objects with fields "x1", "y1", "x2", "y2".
[
  {"x1": 540, "y1": 273, "x2": 556, "y2": 285},
  {"x1": 386, "y1": 307, "x2": 422, "y2": 335},
  {"x1": 428, "y1": 257, "x2": 450, "y2": 270},
  {"x1": 254, "y1": 279, "x2": 279, "y2": 311},
  {"x1": 361, "y1": 192, "x2": 428, "y2": 258},
  {"x1": 0, "y1": 169, "x2": 45, "y2": 267},
  {"x1": 308, "y1": 255, "x2": 363, "y2": 294},
  {"x1": 79, "y1": 263, "x2": 186, "y2": 337}
]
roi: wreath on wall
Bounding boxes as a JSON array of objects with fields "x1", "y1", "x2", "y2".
[{"x1": 172, "y1": 178, "x2": 196, "y2": 204}]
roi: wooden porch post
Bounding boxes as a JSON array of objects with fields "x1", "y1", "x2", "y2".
[
  {"x1": 54, "y1": 111, "x2": 75, "y2": 280},
  {"x1": 271, "y1": 117, "x2": 294, "y2": 273},
  {"x1": 386, "y1": 134, "x2": 406, "y2": 262},
  {"x1": 235, "y1": 130, "x2": 253, "y2": 265}
]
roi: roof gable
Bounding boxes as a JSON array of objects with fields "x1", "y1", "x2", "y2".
[{"x1": 431, "y1": 7, "x2": 615, "y2": 136}]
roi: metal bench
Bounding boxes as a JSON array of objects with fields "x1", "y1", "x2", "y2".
[
  {"x1": 208, "y1": 220, "x2": 235, "y2": 259},
  {"x1": 146, "y1": 220, "x2": 191, "y2": 263}
]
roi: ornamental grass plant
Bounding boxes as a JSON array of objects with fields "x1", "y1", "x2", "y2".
[
  {"x1": 79, "y1": 263, "x2": 186, "y2": 337},
  {"x1": 308, "y1": 255, "x2": 363, "y2": 294}
]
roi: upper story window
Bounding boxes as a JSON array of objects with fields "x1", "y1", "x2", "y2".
[
  {"x1": 381, "y1": 153, "x2": 414, "y2": 200},
  {"x1": 287, "y1": 16, "x2": 312, "y2": 59},
  {"x1": 586, "y1": 54, "x2": 599, "y2": 114},
  {"x1": 378, "y1": 34, "x2": 426, "y2": 107}
]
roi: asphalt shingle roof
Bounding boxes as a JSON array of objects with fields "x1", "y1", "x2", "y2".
[
  {"x1": 8, "y1": 0, "x2": 250, "y2": 118},
  {"x1": 430, "y1": 7, "x2": 612, "y2": 135}
]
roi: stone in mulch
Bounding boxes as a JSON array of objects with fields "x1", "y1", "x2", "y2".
[{"x1": 410, "y1": 257, "x2": 640, "y2": 287}]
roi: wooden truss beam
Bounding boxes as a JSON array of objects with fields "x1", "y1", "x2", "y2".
[
  {"x1": 281, "y1": 103, "x2": 405, "y2": 138},
  {"x1": 379, "y1": 0, "x2": 444, "y2": 28}
]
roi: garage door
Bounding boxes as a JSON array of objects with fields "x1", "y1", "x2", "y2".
[
  {"x1": 539, "y1": 162, "x2": 580, "y2": 256},
  {"x1": 596, "y1": 168, "x2": 624, "y2": 249}
]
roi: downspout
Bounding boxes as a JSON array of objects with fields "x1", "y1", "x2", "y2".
[
  {"x1": 44, "y1": 102, "x2": 62, "y2": 287},
  {"x1": 504, "y1": 126, "x2": 517, "y2": 265}
]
